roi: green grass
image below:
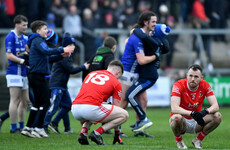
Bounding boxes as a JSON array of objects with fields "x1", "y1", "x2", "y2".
[{"x1": 0, "y1": 108, "x2": 229, "y2": 150}]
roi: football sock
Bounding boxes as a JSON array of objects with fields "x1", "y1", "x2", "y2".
[
  {"x1": 80, "y1": 127, "x2": 88, "y2": 136},
  {"x1": 0, "y1": 110, "x2": 9, "y2": 121},
  {"x1": 95, "y1": 127, "x2": 105, "y2": 135},
  {"x1": 197, "y1": 131, "x2": 207, "y2": 141},
  {"x1": 175, "y1": 135, "x2": 182, "y2": 141},
  {"x1": 19, "y1": 122, "x2": 24, "y2": 129},
  {"x1": 11, "y1": 123, "x2": 17, "y2": 131}
]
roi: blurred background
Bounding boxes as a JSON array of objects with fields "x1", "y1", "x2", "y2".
[{"x1": 0, "y1": 0, "x2": 230, "y2": 109}]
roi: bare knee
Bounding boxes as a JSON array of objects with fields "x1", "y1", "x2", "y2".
[
  {"x1": 213, "y1": 112, "x2": 222, "y2": 125},
  {"x1": 171, "y1": 114, "x2": 183, "y2": 126}
]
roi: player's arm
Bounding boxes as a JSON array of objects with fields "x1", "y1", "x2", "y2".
[
  {"x1": 171, "y1": 96, "x2": 192, "y2": 116},
  {"x1": 6, "y1": 52, "x2": 25, "y2": 64},
  {"x1": 136, "y1": 53, "x2": 157, "y2": 65},
  {"x1": 113, "y1": 98, "x2": 121, "y2": 107},
  {"x1": 206, "y1": 95, "x2": 219, "y2": 114}
]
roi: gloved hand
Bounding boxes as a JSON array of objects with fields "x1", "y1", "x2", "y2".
[
  {"x1": 154, "y1": 47, "x2": 161, "y2": 60},
  {"x1": 113, "y1": 130, "x2": 123, "y2": 145},
  {"x1": 23, "y1": 54, "x2": 29, "y2": 66},
  {"x1": 190, "y1": 109, "x2": 208, "y2": 126},
  {"x1": 113, "y1": 135, "x2": 123, "y2": 145}
]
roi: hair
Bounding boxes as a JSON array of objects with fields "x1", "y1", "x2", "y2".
[
  {"x1": 108, "y1": 60, "x2": 124, "y2": 74},
  {"x1": 13, "y1": 15, "x2": 28, "y2": 25},
  {"x1": 30, "y1": 20, "x2": 47, "y2": 33},
  {"x1": 132, "y1": 11, "x2": 156, "y2": 28},
  {"x1": 188, "y1": 64, "x2": 203, "y2": 73},
  {"x1": 103, "y1": 36, "x2": 117, "y2": 49}
]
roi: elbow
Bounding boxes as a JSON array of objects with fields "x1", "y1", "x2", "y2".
[{"x1": 137, "y1": 60, "x2": 145, "y2": 65}]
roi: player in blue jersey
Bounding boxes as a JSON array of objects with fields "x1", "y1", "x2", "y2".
[
  {"x1": 21, "y1": 20, "x2": 74, "y2": 138},
  {"x1": 5, "y1": 15, "x2": 30, "y2": 133},
  {"x1": 119, "y1": 11, "x2": 158, "y2": 134},
  {"x1": 127, "y1": 24, "x2": 170, "y2": 132}
]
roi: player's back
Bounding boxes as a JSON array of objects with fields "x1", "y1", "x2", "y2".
[{"x1": 73, "y1": 70, "x2": 119, "y2": 106}]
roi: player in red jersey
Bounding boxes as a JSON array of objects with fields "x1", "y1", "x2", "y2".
[
  {"x1": 72, "y1": 60, "x2": 128, "y2": 145},
  {"x1": 170, "y1": 64, "x2": 222, "y2": 149}
]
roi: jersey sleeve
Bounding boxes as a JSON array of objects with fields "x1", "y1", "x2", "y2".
[
  {"x1": 112, "y1": 82, "x2": 122, "y2": 100},
  {"x1": 171, "y1": 81, "x2": 183, "y2": 97},
  {"x1": 5, "y1": 34, "x2": 15, "y2": 53},
  {"x1": 204, "y1": 80, "x2": 214, "y2": 97},
  {"x1": 133, "y1": 36, "x2": 144, "y2": 54}
]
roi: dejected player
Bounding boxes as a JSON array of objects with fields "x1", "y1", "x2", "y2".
[
  {"x1": 71, "y1": 60, "x2": 128, "y2": 145},
  {"x1": 170, "y1": 64, "x2": 222, "y2": 149}
]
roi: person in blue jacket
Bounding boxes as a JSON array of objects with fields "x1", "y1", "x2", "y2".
[
  {"x1": 44, "y1": 32, "x2": 89, "y2": 134},
  {"x1": 127, "y1": 24, "x2": 170, "y2": 132},
  {"x1": 21, "y1": 20, "x2": 74, "y2": 138}
]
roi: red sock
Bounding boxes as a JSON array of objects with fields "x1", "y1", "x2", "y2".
[
  {"x1": 197, "y1": 131, "x2": 207, "y2": 141},
  {"x1": 95, "y1": 127, "x2": 105, "y2": 135},
  {"x1": 175, "y1": 135, "x2": 182, "y2": 141},
  {"x1": 80, "y1": 127, "x2": 88, "y2": 135}
]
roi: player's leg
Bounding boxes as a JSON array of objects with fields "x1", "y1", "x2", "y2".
[
  {"x1": 192, "y1": 112, "x2": 222, "y2": 149},
  {"x1": 78, "y1": 121, "x2": 92, "y2": 145},
  {"x1": 44, "y1": 89, "x2": 63, "y2": 134},
  {"x1": 126, "y1": 79, "x2": 154, "y2": 132},
  {"x1": 0, "y1": 110, "x2": 10, "y2": 133},
  {"x1": 169, "y1": 114, "x2": 187, "y2": 149},
  {"x1": 119, "y1": 83, "x2": 130, "y2": 109},
  {"x1": 9, "y1": 87, "x2": 21, "y2": 133},
  {"x1": 18, "y1": 88, "x2": 30, "y2": 130}
]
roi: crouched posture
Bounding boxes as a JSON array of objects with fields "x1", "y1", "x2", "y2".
[
  {"x1": 170, "y1": 64, "x2": 222, "y2": 149},
  {"x1": 72, "y1": 60, "x2": 128, "y2": 145}
]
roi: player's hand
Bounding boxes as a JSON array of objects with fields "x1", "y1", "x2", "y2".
[
  {"x1": 190, "y1": 111, "x2": 206, "y2": 126},
  {"x1": 23, "y1": 55, "x2": 29, "y2": 66},
  {"x1": 154, "y1": 47, "x2": 161, "y2": 60},
  {"x1": 113, "y1": 135, "x2": 123, "y2": 145},
  {"x1": 63, "y1": 45, "x2": 75, "y2": 54},
  {"x1": 84, "y1": 62, "x2": 90, "y2": 70}
]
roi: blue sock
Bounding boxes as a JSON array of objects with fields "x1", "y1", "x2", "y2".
[
  {"x1": 11, "y1": 123, "x2": 17, "y2": 131},
  {"x1": 19, "y1": 122, "x2": 24, "y2": 129}
]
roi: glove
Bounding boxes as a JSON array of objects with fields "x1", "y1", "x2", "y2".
[
  {"x1": 190, "y1": 110, "x2": 208, "y2": 126},
  {"x1": 113, "y1": 135, "x2": 123, "y2": 145},
  {"x1": 113, "y1": 130, "x2": 123, "y2": 145},
  {"x1": 154, "y1": 47, "x2": 161, "y2": 60},
  {"x1": 23, "y1": 54, "x2": 29, "y2": 66}
]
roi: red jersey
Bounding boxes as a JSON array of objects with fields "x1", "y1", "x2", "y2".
[
  {"x1": 72, "y1": 70, "x2": 122, "y2": 106},
  {"x1": 170, "y1": 79, "x2": 214, "y2": 119}
]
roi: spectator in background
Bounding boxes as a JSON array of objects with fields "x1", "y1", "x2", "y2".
[
  {"x1": 192, "y1": 0, "x2": 213, "y2": 71},
  {"x1": 89, "y1": 0, "x2": 102, "y2": 28},
  {"x1": 0, "y1": 0, "x2": 13, "y2": 28},
  {"x1": 82, "y1": 8, "x2": 97, "y2": 61},
  {"x1": 63, "y1": 4, "x2": 82, "y2": 42},
  {"x1": 50, "y1": 0, "x2": 68, "y2": 27},
  {"x1": 158, "y1": 4, "x2": 178, "y2": 70},
  {"x1": 46, "y1": 13, "x2": 56, "y2": 29}
]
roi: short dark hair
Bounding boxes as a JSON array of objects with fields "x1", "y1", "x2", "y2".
[
  {"x1": 188, "y1": 64, "x2": 203, "y2": 73},
  {"x1": 13, "y1": 15, "x2": 28, "y2": 25},
  {"x1": 108, "y1": 60, "x2": 124, "y2": 74},
  {"x1": 136, "y1": 11, "x2": 156, "y2": 28},
  {"x1": 103, "y1": 36, "x2": 117, "y2": 49},
  {"x1": 30, "y1": 20, "x2": 47, "y2": 33}
]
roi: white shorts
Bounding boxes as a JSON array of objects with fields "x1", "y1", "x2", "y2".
[
  {"x1": 184, "y1": 118, "x2": 197, "y2": 134},
  {"x1": 6, "y1": 75, "x2": 28, "y2": 90},
  {"x1": 119, "y1": 71, "x2": 139, "y2": 86},
  {"x1": 71, "y1": 104, "x2": 114, "y2": 125}
]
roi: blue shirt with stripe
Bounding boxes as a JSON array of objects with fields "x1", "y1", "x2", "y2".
[
  {"x1": 121, "y1": 33, "x2": 144, "y2": 73},
  {"x1": 5, "y1": 30, "x2": 27, "y2": 76}
]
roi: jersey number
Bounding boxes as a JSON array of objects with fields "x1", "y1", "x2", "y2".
[{"x1": 85, "y1": 72, "x2": 109, "y2": 85}]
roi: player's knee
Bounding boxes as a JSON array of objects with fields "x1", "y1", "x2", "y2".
[
  {"x1": 171, "y1": 114, "x2": 183, "y2": 126},
  {"x1": 123, "y1": 110, "x2": 129, "y2": 121},
  {"x1": 213, "y1": 112, "x2": 222, "y2": 125}
]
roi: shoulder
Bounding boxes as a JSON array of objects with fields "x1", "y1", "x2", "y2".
[
  {"x1": 129, "y1": 34, "x2": 141, "y2": 42},
  {"x1": 174, "y1": 79, "x2": 186, "y2": 88},
  {"x1": 5, "y1": 32, "x2": 15, "y2": 40},
  {"x1": 199, "y1": 80, "x2": 211, "y2": 88}
]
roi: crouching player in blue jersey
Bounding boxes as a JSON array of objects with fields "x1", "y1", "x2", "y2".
[
  {"x1": 126, "y1": 24, "x2": 171, "y2": 133},
  {"x1": 44, "y1": 32, "x2": 90, "y2": 134}
]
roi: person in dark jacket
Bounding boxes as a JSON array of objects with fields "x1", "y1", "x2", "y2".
[
  {"x1": 21, "y1": 20, "x2": 74, "y2": 138},
  {"x1": 44, "y1": 32, "x2": 89, "y2": 134},
  {"x1": 82, "y1": 36, "x2": 117, "y2": 80},
  {"x1": 126, "y1": 24, "x2": 170, "y2": 132}
]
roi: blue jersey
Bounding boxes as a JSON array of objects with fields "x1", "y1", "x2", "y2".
[
  {"x1": 5, "y1": 30, "x2": 27, "y2": 76},
  {"x1": 121, "y1": 34, "x2": 144, "y2": 73}
]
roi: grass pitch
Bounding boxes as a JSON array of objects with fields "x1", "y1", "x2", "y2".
[{"x1": 0, "y1": 108, "x2": 229, "y2": 150}]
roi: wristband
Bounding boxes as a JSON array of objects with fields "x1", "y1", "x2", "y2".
[
  {"x1": 204, "y1": 109, "x2": 209, "y2": 114},
  {"x1": 20, "y1": 59, "x2": 25, "y2": 64}
]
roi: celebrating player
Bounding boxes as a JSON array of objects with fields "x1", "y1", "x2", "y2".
[{"x1": 170, "y1": 64, "x2": 222, "y2": 149}]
